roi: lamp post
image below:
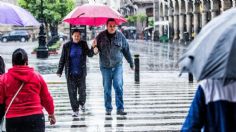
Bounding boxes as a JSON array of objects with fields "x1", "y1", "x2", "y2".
[{"x1": 37, "y1": 0, "x2": 48, "y2": 58}]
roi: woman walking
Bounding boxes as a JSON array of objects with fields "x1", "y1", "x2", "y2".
[
  {"x1": 57, "y1": 29, "x2": 94, "y2": 117},
  {"x1": 0, "y1": 48, "x2": 55, "y2": 132}
]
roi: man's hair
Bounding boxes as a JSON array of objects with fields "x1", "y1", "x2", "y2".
[
  {"x1": 12, "y1": 48, "x2": 28, "y2": 66},
  {"x1": 106, "y1": 18, "x2": 116, "y2": 25},
  {"x1": 72, "y1": 29, "x2": 81, "y2": 35}
]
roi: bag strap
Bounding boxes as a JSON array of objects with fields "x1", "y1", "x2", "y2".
[{"x1": 4, "y1": 83, "x2": 24, "y2": 117}]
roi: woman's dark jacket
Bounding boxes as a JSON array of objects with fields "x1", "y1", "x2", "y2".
[{"x1": 57, "y1": 40, "x2": 94, "y2": 78}]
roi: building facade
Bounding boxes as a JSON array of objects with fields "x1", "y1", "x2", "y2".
[
  {"x1": 155, "y1": 0, "x2": 234, "y2": 42},
  {"x1": 119, "y1": 0, "x2": 154, "y2": 38},
  {"x1": 0, "y1": 0, "x2": 17, "y2": 4}
]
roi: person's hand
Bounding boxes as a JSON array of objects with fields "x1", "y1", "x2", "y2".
[
  {"x1": 130, "y1": 67, "x2": 134, "y2": 70},
  {"x1": 48, "y1": 114, "x2": 56, "y2": 125},
  {"x1": 93, "y1": 47, "x2": 99, "y2": 55},
  {"x1": 92, "y1": 39, "x2": 97, "y2": 48},
  {"x1": 130, "y1": 64, "x2": 134, "y2": 70},
  {"x1": 57, "y1": 74, "x2": 61, "y2": 77}
]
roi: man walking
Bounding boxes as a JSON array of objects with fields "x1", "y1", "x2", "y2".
[{"x1": 92, "y1": 18, "x2": 134, "y2": 115}]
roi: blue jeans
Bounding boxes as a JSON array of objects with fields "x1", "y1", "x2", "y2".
[{"x1": 100, "y1": 64, "x2": 124, "y2": 112}]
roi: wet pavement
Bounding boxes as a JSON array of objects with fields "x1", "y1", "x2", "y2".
[{"x1": 0, "y1": 40, "x2": 197, "y2": 132}]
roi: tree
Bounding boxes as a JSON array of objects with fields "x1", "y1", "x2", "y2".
[
  {"x1": 137, "y1": 13, "x2": 147, "y2": 28},
  {"x1": 18, "y1": 0, "x2": 75, "y2": 39},
  {"x1": 126, "y1": 15, "x2": 137, "y2": 26},
  {"x1": 148, "y1": 18, "x2": 154, "y2": 27}
]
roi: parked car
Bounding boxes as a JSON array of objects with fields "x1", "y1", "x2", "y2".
[
  {"x1": 0, "y1": 32, "x2": 3, "y2": 38},
  {"x1": 48, "y1": 32, "x2": 68, "y2": 41},
  {"x1": 0, "y1": 30, "x2": 30, "y2": 42},
  {"x1": 58, "y1": 32, "x2": 68, "y2": 41}
]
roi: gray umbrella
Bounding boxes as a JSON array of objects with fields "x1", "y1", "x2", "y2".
[{"x1": 179, "y1": 8, "x2": 236, "y2": 82}]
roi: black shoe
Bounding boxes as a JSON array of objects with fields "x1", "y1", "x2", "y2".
[
  {"x1": 80, "y1": 105, "x2": 85, "y2": 112},
  {"x1": 105, "y1": 111, "x2": 111, "y2": 115},
  {"x1": 72, "y1": 111, "x2": 79, "y2": 117},
  {"x1": 117, "y1": 110, "x2": 127, "y2": 115}
]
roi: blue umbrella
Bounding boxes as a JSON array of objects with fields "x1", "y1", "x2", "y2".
[
  {"x1": 179, "y1": 8, "x2": 236, "y2": 84},
  {"x1": 0, "y1": 2, "x2": 40, "y2": 26}
]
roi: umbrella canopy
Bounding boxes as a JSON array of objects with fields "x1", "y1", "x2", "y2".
[
  {"x1": 0, "y1": 1, "x2": 40, "y2": 26},
  {"x1": 63, "y1": 3, "x2": 127, "y2": 26},
  {"x1": 179, "y1": 8, "x2": 236, "y2": 82}
]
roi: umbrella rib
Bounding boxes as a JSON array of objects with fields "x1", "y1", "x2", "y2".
[{"x1": 77, "y1": 13, "x2": 85, "y2": 18}]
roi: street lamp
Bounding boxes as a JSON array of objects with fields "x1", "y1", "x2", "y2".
[{"x1": 37, "y1": 0, "x2": 48, "y2": 58}]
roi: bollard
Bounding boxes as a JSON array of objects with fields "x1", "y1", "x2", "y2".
[
  {"x1": 134, "y1": 54, "x2": 140, "y2": 83},
  {"x1": 188, "y1": 73, "x2": 193, "y2": 83}
]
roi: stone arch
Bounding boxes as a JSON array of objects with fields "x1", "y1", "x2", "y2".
[
  {"x1": 168, "y1": 0, "x2": 174, "y2": 40},
  {"x1": 164, "y1": 0, "x2": 169, "y2": 16},
  {"x1": 174, "y1": 0, "x2": 180, "y2": 14},
  {"x1": 186, "y1": 0, "x2": 193, "y2": 12},
  {"x1": 160, "y1": 3, "x2": 164, "y2": 17},
  {"x1": 210, "y1": 0, "x2": 221, "y2": 18},
  {"x1": 221, "y1": 0, "x2": 233, "y2": 11},
  {"x1": 169, "y1": 0, "x2": 174, "y2": 15},
  {"x1": 186, "y1": 0, "x2": 193, "y2": 40},
  {"x1": 193, "y1": 0, "x2": 201, "y2": 35},
  {"x1": 232, "y1": 0, "x2": 236, "y2": 7},
  {"x1": 173, "y1": 0, "x2": 180, "y2": 40},
  {"x1": 179, "y1": 0, "x2": 186, "y2": 41},
  {"x1": 180, "y1": 0, "x2": 186, "y2": 13},
  {"x1": 201, "y1": 0, "x2": 211, "y2": 26},
  {"x1": 159, "y1": 2, "x2": 164, "y2": 36}
]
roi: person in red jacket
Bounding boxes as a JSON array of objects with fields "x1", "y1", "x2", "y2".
[
  {"x1": 0, "y1": 56, "x2": 5, "y2": 123},
  {"x1": 0, "y1": 48, "x2": 56, "y2": 132}
]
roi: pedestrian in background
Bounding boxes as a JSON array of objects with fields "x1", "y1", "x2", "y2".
[
  {"x1": 92, "y1": 18, "x2": 134, "y2": 115},
  {"x1": 0, "y1": 56, "x2": 5, "y2": 74},
  {"x1": 57, "y1": 29, "x2": 94, "y2": 117},
  {"x1": 0, "y1": 55, "x2": 5, "y2": 125},
  {"x1": 0, "y1": 48, "x2": 55, "y2": 132}
]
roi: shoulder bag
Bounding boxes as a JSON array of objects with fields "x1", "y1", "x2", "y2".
[{"x1": 0, "y1": 83, "x2": 24, "y2": 132}]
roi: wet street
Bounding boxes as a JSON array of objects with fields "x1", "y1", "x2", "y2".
[{"x1": 0, "y1": 40, "x2": 197, "y2": 132}]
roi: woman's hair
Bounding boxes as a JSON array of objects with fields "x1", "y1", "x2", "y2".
[
  {"x1": 0, "y1": 56, "x2": 5, "y2": 74},
  {"x1": 12, "y1": 48, "x2": 28, "y2": 66},
  {"x1": 72, "y1": 29, "x2": 81, "y2": 35}
]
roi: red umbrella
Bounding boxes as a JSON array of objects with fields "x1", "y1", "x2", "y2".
[{"x1": 63, "y1": 3, "x2": 127, "y2": 26}]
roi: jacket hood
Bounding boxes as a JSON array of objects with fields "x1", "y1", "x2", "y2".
[{"x1": 8, "y1": 65, "x2": 37, "y2": 83}]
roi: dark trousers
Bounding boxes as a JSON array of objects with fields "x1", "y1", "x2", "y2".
[
  {"x1": 6, "y1": 114, "x2": 45, "y2": 132},
  {"x1": 67, "y1": 75, "x2": 86, "y2": 112}
]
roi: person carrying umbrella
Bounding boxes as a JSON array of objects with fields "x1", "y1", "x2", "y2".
[
  {"x1": 180, "y1": 8, "x2": 236, "y2": 132},
  {"x1": 57, "y1": 29, "x2": 95, "y2": 117},
  {"x1": 92, "y1": 18, "x2": 134, "y2": 115}
]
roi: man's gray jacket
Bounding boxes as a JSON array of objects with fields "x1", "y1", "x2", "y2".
[{"x1": 96, "y1": 30, "x2": 134, "y2": 68}]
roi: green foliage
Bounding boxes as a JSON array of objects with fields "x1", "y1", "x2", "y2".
[
  {"x1": 148, "y1": 18, "x2": 154, "y2": 27},
  {"x1": 18, "y1": 0, "x2": 75, "y2": 24},
  {"x1": 126, "y1": 13, "x2": 147, "y2": 26},
  {"x1": 159, "y1": 35, "x2": 169, "y2": 43},
  {"x1": 137, "y1": 13, "x2": 147, "y2": 24},
  {"x1": 48, "y1": 41, "x2": 61, "y2": 51},
  {"x1": 33, "y1": 41, "x2": 61, "y2": 52},
  {"x1": 126, "y1": 15, "x2": 137, "y2": 25}
]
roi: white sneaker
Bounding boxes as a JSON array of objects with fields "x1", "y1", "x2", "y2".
[{"x1": 72, "y1": 111, "x2": 79, "y2": 117}]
